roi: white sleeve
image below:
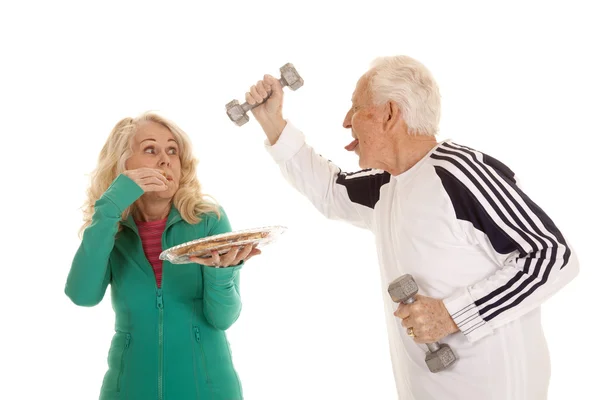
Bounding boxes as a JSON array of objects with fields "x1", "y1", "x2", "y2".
[
  {"x1": 264, "y1": 120, "x2": 389, "y2": 230},
  {"x1": 431, "y1": 142, "x2": 579, "y2": 343}
]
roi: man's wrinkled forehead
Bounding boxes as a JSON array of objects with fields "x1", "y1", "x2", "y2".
[{"x1": 352, "y1": 72, "x2": 374, "y2": 104}]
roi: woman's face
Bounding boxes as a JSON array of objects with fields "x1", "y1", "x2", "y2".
[{"x1": 125, "y1": 121, "x2": 182, "y2": 199}]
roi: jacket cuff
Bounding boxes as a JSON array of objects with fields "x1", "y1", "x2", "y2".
[
  {"x1": 203, "y1": 263, "x2": 243, "y2": 284},
  {"x1": 100, "y1": 174, "x2": 145, "y2": 214},
  {"x1": 263, "y1": 119, "x2": 306, "y2": 163},
  {"x1": 443, "y1": 288, "x2": 493, "y2": 342}
]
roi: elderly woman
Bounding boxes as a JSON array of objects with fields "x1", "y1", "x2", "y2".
[{"x1": 65, "y1": 112, "x2": 258, "y2": 400}]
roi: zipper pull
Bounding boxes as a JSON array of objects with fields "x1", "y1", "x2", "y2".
[
  {"x1": 156, "y1": 288, "x2": 163, "y2": 309},
  {"x1": 125, "y1": 333, "x2": 131, "y2": 348}
]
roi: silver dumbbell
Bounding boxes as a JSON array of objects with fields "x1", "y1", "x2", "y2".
[
  {"x1": 225, "y1": 63, "x2": 303, "y2": 126},
  {"x1": 388, "y1": 274, "x2": 457, "y2": 373}
]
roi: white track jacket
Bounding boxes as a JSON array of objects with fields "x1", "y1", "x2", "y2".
[{"x1": 264, "y1": 121, "x2": 579, "y2": 400}]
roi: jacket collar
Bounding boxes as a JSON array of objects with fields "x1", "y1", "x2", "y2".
[{"x1": 121, "y1": 203, "x2": 182, "y2": 233}]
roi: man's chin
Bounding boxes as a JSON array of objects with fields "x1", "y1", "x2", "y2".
[{"x1": 358, "y1": 156, "x2": 368, "y2": 170}]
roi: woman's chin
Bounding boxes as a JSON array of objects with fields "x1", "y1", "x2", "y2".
[{"x1": 146, "y1": 188, "x2": 176, "y2": 200}]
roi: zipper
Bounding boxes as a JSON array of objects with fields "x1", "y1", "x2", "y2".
[
  {"x1": 126, "y1": 219, "x2": 171, "y2": 400},
  {"x1": 193, "y1": 325, "x2": 211, "y2": 385},
  {"x1": 157, "y1": 288, "x2": 164, "y2": 400},
  {"x1": 192, "y1": 325, "x2": 201, "y2": 398},
  {"x1": 157, "y1": 230, "x2": 167, "y2": 400},
  {"x1": 117, "y1": 333, "x2": 131, "y2": 392}
]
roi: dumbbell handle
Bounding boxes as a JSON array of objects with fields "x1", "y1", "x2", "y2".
[
  {"x1": 238, "y1": 77, "x2": 288, "y2": 113},
  {"x1": 403, "y1": 296, "x2": 441, "y2": 353}
]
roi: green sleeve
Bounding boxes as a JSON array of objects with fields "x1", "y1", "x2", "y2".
[
  {"x1": 201, "y1": 207, "x2": 244, "y2": 330},
  {"x1": 65, "y1": 174, "x2": 144, "y2": 306}
]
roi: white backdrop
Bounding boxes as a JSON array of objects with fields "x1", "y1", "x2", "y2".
[{"x1": 1, "y1": 1, "x2": 598, "y2": 399}]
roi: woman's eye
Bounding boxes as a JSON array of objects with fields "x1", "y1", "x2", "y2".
[{"x1": 168, "y1": 148, "x2": 178, "y2": 155}]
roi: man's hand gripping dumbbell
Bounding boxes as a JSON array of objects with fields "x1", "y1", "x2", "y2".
[
  {"x1": 388, "y1": 274, "x2": 458, "y2": 373},
  {"x1": 225, "y1": 63, "x2": 303, "y2": 126}
]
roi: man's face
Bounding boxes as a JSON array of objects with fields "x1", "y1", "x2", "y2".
[{"x1": 342, "y1": 72, "x2": 391, "y2": 170}]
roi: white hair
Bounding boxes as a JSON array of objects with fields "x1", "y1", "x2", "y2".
[{"x1": 368, "y1": 55, "x2": 441, "y2": 136}]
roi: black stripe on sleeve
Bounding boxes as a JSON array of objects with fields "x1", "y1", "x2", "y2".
[
  {"x1": 445, "y1": 142, "x2": 570, "y2": 268},
  {"x1": 432, "y1": 142, "x2": 571, "y2": 321},
  {"x1": 335, "y1": 169, "x2": 391, "y2": 209},
  {"x1": 434, "y1": 166, "x2": 519, "y2": 255}
]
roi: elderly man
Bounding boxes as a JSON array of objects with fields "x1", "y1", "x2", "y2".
[{"x1": 243, "y1": 55, "x2": 579, "y2": 399}]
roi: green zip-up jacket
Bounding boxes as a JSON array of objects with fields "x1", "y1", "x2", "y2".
[{"x1": 65, "y1": 174, "x2": 244, "y2": 400}]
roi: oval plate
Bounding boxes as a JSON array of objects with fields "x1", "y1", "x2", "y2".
[{"x1": 159, "y1": 225, "x2": 287, "y2": 265}]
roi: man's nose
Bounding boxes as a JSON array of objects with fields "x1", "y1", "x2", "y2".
[{"x1": 343, "y1": 110, "x2": 352, "y2": 129}]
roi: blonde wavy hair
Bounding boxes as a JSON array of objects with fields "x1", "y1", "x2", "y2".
[{"x1": 79, "y1": 111, "x2": 220, "y2": 237}]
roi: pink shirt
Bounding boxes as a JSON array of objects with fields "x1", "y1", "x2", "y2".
[{"x1": 136, "y1": 218, "x2": 167, "y2": 288}]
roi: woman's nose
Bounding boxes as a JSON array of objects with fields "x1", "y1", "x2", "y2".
[{"x1": 158, "y1": 152, "x2": 170, "y2": 166}]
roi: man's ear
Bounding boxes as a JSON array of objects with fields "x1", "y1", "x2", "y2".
[{"x1": 384, "y1": 100, "x2": 402, "y2": 131}]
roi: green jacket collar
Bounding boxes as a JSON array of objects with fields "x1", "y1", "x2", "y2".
[{"x1": 121, "y1": 204, "x2": 182, "y2": 233}]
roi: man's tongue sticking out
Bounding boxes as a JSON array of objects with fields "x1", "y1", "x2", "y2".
[{"x1": 345, "y1": 138, "x2": 359, "y2": 151}]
